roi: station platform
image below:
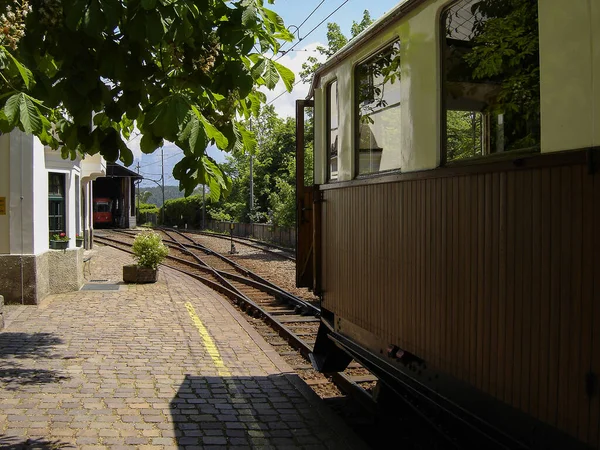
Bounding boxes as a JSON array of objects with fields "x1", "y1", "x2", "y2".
[{"x1": 0, "y1": 245, "x2": 367, "y2": 449}]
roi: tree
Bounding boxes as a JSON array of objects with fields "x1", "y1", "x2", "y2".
[
  {"x1": 300, "y1": 10, "x2": 373, "y2": 83},
  {"x1": 0, "y1": 0, "x2": 295, "y2": 196},
  {"x1": 138, "y1": 190, "x2": 152, "y2": 204},
  {"x1": 207, "y1": 104, "x2": 310, "y2": 226}
]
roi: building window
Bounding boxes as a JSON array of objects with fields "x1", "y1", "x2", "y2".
[
  {"x1": 327, "y1": 81, "x2": 339, "y2": 181},
  {"x1": 48, "y1": 173, "x2": 65, "y2": 237},
  {"x1": 442, "y1": 0, "x2": 540, "y2": 163},
  {"x1": 355, "y1": 41, "x2": 401, "y2": 176}
]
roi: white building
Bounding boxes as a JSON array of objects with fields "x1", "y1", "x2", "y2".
[{"x1": 0, "y1": 130, "x2": 106, "y2": 304}]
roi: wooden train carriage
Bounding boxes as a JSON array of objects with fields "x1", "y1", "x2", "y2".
[{"x1": 297, "y1": 0, "x2": 600, "y2": 448}]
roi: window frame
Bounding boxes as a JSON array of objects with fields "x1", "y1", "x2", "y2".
[
  {"x1": 353, "y1": 39, "x2": 402, "y2": 179},
  {"x1": 439, "y1": 0, "x2": 541, "y2": 166},
  {"x1": 326, "y1": 79, "x2": 339, "y2": 182},
  {"x1": 48, "y1": 172, "x2": 66, "y2": 238}
]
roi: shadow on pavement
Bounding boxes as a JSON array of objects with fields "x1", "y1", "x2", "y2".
[
  {"x1": 0, "y1": 333, "x2": 63, "y2": 359},
  {"x1": 0, "y1": 332, "x2": 69, "y2": 389},
  {"x1": 170, "y1": 374, "x2": 332, "y2": 448},
  {"x1": 0, "y1": 435, "x2": 74, "y2": 449}
]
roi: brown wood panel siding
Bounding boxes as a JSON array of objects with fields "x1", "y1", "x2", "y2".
[
  {"x1": 590, "y1": 172, "x2": 600, "y2": 447},
  {"x1": 319, "y1": 159, "x2": 599, "y2": 447},
  {"x1": 580, "y1": 165, "x2": 594, "y2": 442}
]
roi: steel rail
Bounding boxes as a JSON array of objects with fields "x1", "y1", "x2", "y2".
[
  {"x1": 160, "y1": 228, "x2": 319, "y2": 316},
  {"x1": 94, "y1": 234, "x2": 378, "y2": 417},
  {"x1": 162, "y1": 226, "x2": 296, "y2": 261}
]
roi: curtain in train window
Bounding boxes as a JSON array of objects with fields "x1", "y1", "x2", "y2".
[
  {"x1": 48, "y1": 173, "x2": 65, "y2": 237},
  {"x1": 355, "y1": 41, "x2": 401, "y2": 175},
  {"x1": 327, "y1": 81, "x2": 339, "y2": 181},
  {"x1": 442, "y1": 0, "x2": 540, "y2": 163}
]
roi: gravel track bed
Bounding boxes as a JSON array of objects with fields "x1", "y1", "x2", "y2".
[{"x1": 175, "y1": 231, "x2": 319, "y2": 304}]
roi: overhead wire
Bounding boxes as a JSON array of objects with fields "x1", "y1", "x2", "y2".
[
  {"x1": 277, "y1": 0, "x2": 327, "y2": 55},
  {"x1": 275, "y1": 0, "x2": 350, "y2": 62},
  {"x1": 137, "y1": 150, "x2": 183, "y2": 169}
]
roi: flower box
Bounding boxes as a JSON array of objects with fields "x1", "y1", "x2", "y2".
[
  {"x1": 76, "y1": 238, "x2": 84, "y2": 247},
  {"x1": 50, "y1": 240, "x2": 69, "y2": 250},
  {"x1": 123, "y1": 264, "x2": 158, "y2": 284}
]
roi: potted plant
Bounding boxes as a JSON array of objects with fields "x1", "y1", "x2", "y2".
[
  {"x1": 50, "y1": 232, "x2": 70, "y2": 250},
  {"x1": 75, "y1": 234, "x2": 84, "y2": 247},
  {"x1": 123, "y1": 231, "x2": 168, "y2": 283}
]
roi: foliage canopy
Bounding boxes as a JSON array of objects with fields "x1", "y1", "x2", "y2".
[{"x1": 0, "y1": 0, "x2": 295, "y2": 196}]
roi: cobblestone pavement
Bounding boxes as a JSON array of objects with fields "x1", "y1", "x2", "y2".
[{"x1": 0, "y1": 245, "x2": 366, "y2": 449}]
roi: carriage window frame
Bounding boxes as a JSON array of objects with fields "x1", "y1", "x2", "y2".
[
  {"x1": 440, "y1": 0, "x2": 541, "y2": 166},
  {"x1": 354, "y1": 40, "x2": 402, "y2": 178},
  {"x1": 326, "y1": 80, "x2": 339, "y2": 182}
]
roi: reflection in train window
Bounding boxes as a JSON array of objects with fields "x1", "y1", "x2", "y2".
[
  {"x1": 442, "y1": 0, "x2": 540, "y2": 163},
  {"x1": 327, "y1": 81, "x2": 339, "y2": 181},
  {"x1": 355, "y1": 41, "x2": 401, "y2": 176}
]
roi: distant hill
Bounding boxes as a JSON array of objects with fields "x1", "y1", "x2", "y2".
[{"x1": 137, "y1": 186, "x2": 186, "y2": 207}]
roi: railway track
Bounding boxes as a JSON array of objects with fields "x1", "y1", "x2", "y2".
[
  {"x1": 94, "y1": 229, "x2": 523, "y2": 449},
  {"x1": 94, "y1": 230, "x2": 376, "y2": 404}
]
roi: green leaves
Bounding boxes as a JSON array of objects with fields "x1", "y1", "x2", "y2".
[
  {"x1": 1, "y1": 47, "x2": 33, "y2": 90},
  {"x1": 178, "y1": 112, "x2": 208, "y2": 156},
  {"x1": 4, "y1": 93, "x2": 43, "y2": 134},
  {"x1": 263, "y1": 59, "x2": 279, "y2": 89},
  {"x1": 0, "y1": 0, "x2": 296, "y2": 196},
  {"x1": 146, "y1": 94, "x2": 190, "y2": 142},
  {"x1": 273, "y1": 61, "x2": 295, "y2": 92},
  {"x1": 252, "y1": 58, "x2": 295, "y2": 91}
]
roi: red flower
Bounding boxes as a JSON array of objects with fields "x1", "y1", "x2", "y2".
[{"x1": 60, "y1": 232, "x2": 66, "y2": 237}]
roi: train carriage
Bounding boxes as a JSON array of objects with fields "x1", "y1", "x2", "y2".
[{"x1": 296, "y1": 0, "x2": 600, "y2": 448}]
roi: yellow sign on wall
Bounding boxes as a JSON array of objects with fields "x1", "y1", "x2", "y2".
[{"x1": 0, "y1": 197, "x2": 5, "y2": 215}]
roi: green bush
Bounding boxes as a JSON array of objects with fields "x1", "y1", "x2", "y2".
[
  {"x1": 132, "y1": 231, "x2": 169, "y2": 269},
  {"x1": 138, "y1": 202, "x2": 159, "y2": 214},
  {"x1": 163, "y1": 195, "x2": 203, "y2": 227}
]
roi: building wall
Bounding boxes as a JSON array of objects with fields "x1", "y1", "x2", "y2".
[
  {"x1": 0, "y1": 132, "x2": 100, "y2": 304},
  {"x1": 0, "y1": 133, "x2": 10, "y2": 254}
]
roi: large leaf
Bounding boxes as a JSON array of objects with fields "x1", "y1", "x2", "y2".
[
  {"x1": 141, "y1": 0, "x2": 157, "y2": 10},
  {"x1": 2, "y1": 48, "x2": 33, "y2": 90},
  {"x1": 4, "y1": 93, "x2": 43, "y2": 134},
  {"x1": 192, "y1": 107, "x2": 228, "y2": 149},
  {"x1": 179, "y1": 113, "x2": 208, "y2": 156},
  {"x1": 273, "y1": 61, "x2": 295, "y2": 92},
  {"x1": 263, "y1": 60, "x2": 280, "y2": 90},
  {"x1": 147, "y1": 95, "x2": 190, "y2": 141},
  {"x1": 140, "y1": 133, "x2": 163, "y2": 154},
  {"x1": 4, "y1": 93, "x2": 21, "y2": 125},
  {"x1": 241, "y1": 0, "x2": 258, "y2": 25},
  {"x1": 251, "y1": 58, "x2": 266, "y2": 80}
]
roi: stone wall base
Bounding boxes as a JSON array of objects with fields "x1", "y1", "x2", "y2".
[{"x1": 0, "y1": 248, "x2": 84, "y2": 305}]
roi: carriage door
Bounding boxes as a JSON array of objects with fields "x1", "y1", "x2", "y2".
[{"x1": 296, "y1": 99, "x2": 316, "y2": 289}]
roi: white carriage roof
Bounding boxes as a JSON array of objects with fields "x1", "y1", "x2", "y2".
[{"x1": 307, "y1": 0, "x2": 427, "y2": 99}]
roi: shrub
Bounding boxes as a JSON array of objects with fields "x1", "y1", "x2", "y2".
[{"x1": 131, "y1": 231, "x2": 169, "y2": 269}]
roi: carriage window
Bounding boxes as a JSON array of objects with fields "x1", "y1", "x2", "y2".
[
  {"x1": 442, "y1": 0, "x2": 540, "y2": 163},
  {"x1": 355, "y1": 41, "x2": 401, "y2": 175},
  {"x1": 327, "y1": 81, "x2": 339, "y2": 181}
]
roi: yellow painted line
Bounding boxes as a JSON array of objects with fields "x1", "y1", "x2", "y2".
[{"x1": 185, "y1": 302, "x2": 231, "y2": 377}]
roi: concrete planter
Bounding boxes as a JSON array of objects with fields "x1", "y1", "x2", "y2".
[
  {"x1": 50, "y1": 240, "x2": 69, "y2": 250},
  {"x1": 123, "y1": 264, "x2": 158, "y2": 283}
]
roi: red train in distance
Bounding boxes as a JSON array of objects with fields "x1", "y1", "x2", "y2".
[{"x1": 93, "y1": 197, "x2": 112, "y2": 228}]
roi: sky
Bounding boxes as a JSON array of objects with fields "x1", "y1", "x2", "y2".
[{"x1": 134, "y1": 0, "x2": 401, "y2": 187}]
